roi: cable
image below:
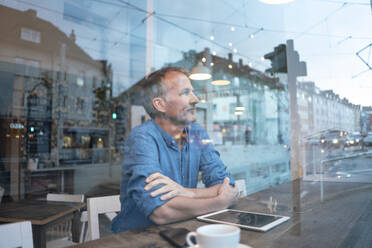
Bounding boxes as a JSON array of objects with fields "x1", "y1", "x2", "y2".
[{"x1": 295, "y1": 2, "x2": 348, "y2": 39}]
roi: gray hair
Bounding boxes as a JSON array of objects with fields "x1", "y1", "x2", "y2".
[{"x1": 138, "y1": 67, "x2": 188, "y2": 118}]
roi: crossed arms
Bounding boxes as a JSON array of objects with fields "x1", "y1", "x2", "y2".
[{"x1": 145, "y1": 172, "x2": 239, "y2": 224}]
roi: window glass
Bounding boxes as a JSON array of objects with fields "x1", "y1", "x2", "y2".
[{"x1": 0, "y1": 0, "x2": 371, "y2": 240}]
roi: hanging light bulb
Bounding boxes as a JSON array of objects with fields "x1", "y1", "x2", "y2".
[
  {"x1": 259, "y1": 0, "x2": 295, "y2": 4},
  {"x1": 212, "y1": 51, "x2": 217, "y2": 56},
  {"x1": 189, "y1": 61, "x2": 212, "y2": 80}
]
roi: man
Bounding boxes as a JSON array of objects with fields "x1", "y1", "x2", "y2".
[{"x1": 111, "y1": 67, "x2": 238, "y2": 233}]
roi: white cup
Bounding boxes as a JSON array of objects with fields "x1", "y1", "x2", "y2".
[{"x1": 186, "y1": 224, "x2": 240, "y2": 248}]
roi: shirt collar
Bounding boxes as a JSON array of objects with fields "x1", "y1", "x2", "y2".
[{"x1": 151, "y1": 119, "x2": 189, "y2": 147}]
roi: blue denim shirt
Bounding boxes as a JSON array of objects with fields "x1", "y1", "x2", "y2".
[{"x1": 111, "y1": 120, "x2": 234, "y2": 233}]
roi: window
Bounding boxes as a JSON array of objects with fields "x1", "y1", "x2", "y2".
[
  {"x1": 76, "y1": 98, "x2": 84, "y2": 112},
  {"x1": 20, "y1": 27, "x2": 41, "y2": 43}
]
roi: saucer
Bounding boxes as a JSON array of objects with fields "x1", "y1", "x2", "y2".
[{"x1": 189, "y1": 244, "x2": 252, "y2": 248}]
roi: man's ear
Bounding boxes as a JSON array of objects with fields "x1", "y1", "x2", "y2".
[{"x1": 152, "y1": 97, "x2": 166, "y2": 113}]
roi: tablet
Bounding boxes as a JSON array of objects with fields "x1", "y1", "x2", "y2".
[{"x1": 197, "y1": 209, "x2": 290, "y2": 232}]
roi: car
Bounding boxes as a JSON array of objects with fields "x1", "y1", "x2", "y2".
[
  {"x1": 345, "y1": 132, "x2": 362, "y2": 147},
  {"x1": 320, "y1": 130, "x2": 347, "y2": 149},
  {"x1": 364, "y1": 133, "x2": 372, "y2": 147}
]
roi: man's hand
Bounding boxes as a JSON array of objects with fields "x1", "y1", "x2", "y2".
[
  {"x1": 145, "y1": 172, "x2": 195, "y2": 200},
  {"x1": 217, "y1": 177, "x2": 239, "y2": 207}
]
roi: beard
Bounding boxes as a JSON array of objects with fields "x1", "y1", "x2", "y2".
[{"x1": 163, "y1": 107, "x2": 197, "y2": 126}]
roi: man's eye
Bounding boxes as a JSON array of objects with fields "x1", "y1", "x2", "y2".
[{"x1": 181, "y1": 89, "x2": 191, "y2": 95}]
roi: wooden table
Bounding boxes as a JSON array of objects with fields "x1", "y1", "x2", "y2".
[
  {"x1": 0, "y1": 200, "x2": 86, "y2": 248},
  {"x1": 70, "y1": 179, "x2": 372, "y2": 248}
]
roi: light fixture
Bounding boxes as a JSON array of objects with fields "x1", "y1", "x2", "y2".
[
  {"x1": 235, "y1": 106, "x2": 245, "y2": 111},
  {"x1": 211, "y1": 80, "x2": 231, "y2": 86},
  {"x1": 231, "y1": 26, "x2": 235, "y2": 31},
  {"x1": 261, "y1": 56, "x2": 265, "y2": 62},
  {"x1": 228, "y1": 64, "x2": 233, "y2": 69},
  {"x1": 212, "y1": 51, "x2": 217, "y2": 56},
  {"x1": 228, "y1": 42, "x2": 233, "y2": 47},
  {"x1": 201, "y1": 57, "x2": 207, "y2": 63},
  {"x1": 211, "y1": 75, "x2": 231, "y2": 86},
  {"x1": 210, "y1": 36, "x2": 214, "y2": 40},
  {"x1": 233, "y1": 48, "x2": 238, "y2": 53},
  {"x1": 259, "y1": 0, "x2": 295, "y2": 4},
  {"x1": 248, "y1": 62, "x2": 252, "y2": 67},
  {"x1": 189, "y1": 61, "x2": 212, "y2": 80},
  {"x1": 234, "y1": 111, "x2": 243, "y2": 115},
  {"x1": 210, "y1": 62, "x2": 214, "y2": 66},
  {"x1": 249, "y1": 34, "x2": 255, "y2": 39}
]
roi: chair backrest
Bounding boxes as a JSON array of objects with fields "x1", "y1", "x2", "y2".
[
  {"x1": 47, "y1": 193, "x2": 84, "y2": 203},
  {"x1": 87, "y1": 195, "x2": 120, "y2": 240},
  {"x1": 0, "y1": 221, "x2": 33, "y2": 248},
  {"x1": 235, "y1": 179, "x2": 247, "y2": 197},
  {"x1": 0, "y1": 186, "x2": 4, "y2": 204}
]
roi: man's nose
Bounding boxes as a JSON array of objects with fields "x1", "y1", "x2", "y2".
[{"x1": 190, "y1": 91, "x2": 199, "y2": 104}]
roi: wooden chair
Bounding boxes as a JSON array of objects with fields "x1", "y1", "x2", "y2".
[
  {"x1": 87, "y1": 195, "x2": 121, "y2": 240},
  {"x1": 47, "y1": 193, "x2": 84, "y2": 203},
  {"x1": 46, "y1": 193, "x2": 84, "y2": 247},
  {"x1": 0, "y1": 221, "x2": 33, "y2": 248},
  {"x1": 0, "y1": 186, "x2": 4, "y2": 204}
]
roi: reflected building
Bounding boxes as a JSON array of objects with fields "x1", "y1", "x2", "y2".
[
  {"x1": 297, "y1": 81, "x2": 361, "y2": 136},
  {"x1": 0, "y1": 6, "x2": 112, "y2": 199}
]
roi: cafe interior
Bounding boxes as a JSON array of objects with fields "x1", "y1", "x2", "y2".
[{"x1": 0, "y1": 0, "x2": 372, "y2": 247}]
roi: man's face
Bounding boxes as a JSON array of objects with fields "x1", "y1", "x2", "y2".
[{"x1": 160, "y1": 71, "x2": 199, "y2": 125}]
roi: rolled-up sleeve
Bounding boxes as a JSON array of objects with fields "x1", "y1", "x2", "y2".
[
  {"x1": 198, "y1": 129, "x2": 235, "y2": 187},
  {"x1": 123, "y1": 132, "x2": 169, "y2": 218}
]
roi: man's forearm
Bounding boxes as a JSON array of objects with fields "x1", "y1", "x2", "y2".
[
  {"x1": 149, "y1": 195, "x2": 229, "y2": 225},
  {"x1": 188, "y1": 184, "x2": 221, "y2": 198}
]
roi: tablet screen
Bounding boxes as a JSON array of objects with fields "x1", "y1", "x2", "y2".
[{"x1": 206, "y1": 210, "x2": 281, "y2": 227}]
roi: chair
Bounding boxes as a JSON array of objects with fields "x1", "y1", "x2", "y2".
[
  {"x1": 0, "y1": 186, "x2": 4, "y2": 204},
  {"x1": 87, "y1": 195, "x2": 121, "y2": 240},
  {"x1": 47, "y1": 193, "x2": 84, "y2": 203},
  {"x1": 0, "y1": 221, "x2": 33, "y2": 248},
  {"x1": 235, "y1": 179, "x2": 247, "y2": 197},
  {"x1": 46, "y1": 193, "x2": 84, "y2": 247}
]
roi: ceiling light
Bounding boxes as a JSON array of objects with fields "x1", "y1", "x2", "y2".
[
  {"x1": 261, "y1": 57, "x2": 265, "y2": 61},
  {"x1": 212, "y1": 51, "x2": 216, "y2": 56},
  {"x1": 189, "y1": 61, "x2": 212, "y2": 80},
  {"x1": 249, "y1": 34, "x2": 255, "y2": 39},
  {"x1": 211, "y1": 80, "x2": 231, "y2": 86},
  {"x1": 231, "y1": 26, "x2": 235, "y2": 31},
  {"x1": 228, "y1": 64, "x2": 233, "y2": 69},
  {"x1": 210, "y1": 36, "x2": 214, "y2": 40},
  {"x1": 233, "y1": 48, "x2": 238, "y2": 53},
  {"x1": 259, "y1": 0, "x2": 295, "y2": 4},
  {"x1": 248, "y1": 62, "x2": 253, "y2": 67},
  {"x1": 234, "y1": 111, "x2": 243, "y2": 115},
  {"x1": 201, "y1": 57, "x2": 207, "y2": 63},
  {"x1": 228, "y1": 42, "x2": 233, "y2": 47},
  {"x1": 235, "y1": 106, "x2": 245, "y2": 111},
  {"x1": 210, "y1": 62, "x2": 214, "y2": 66}
]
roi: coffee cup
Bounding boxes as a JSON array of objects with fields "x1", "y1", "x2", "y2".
[{"x1": 186, "y1": 224, "x2": 240, "y2": 248}]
